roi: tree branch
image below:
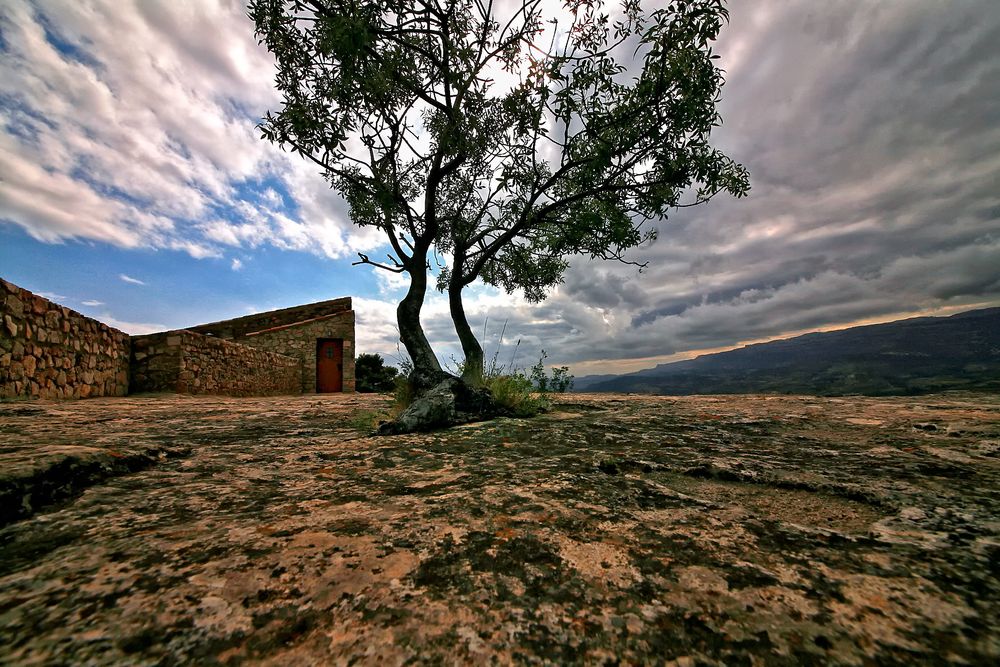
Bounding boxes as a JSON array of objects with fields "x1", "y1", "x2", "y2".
[{"x1": 353, "y1": 253, "x2": 407, "y2": 274}]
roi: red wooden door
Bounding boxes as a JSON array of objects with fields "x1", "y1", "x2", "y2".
[{"x1": 316, "y1": 339, "x2": 343, "y2": 392}]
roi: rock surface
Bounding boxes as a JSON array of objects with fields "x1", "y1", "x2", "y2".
[
  {"x1": 380, "y1": 377, "x2": 500, "y2": 434},
  {"x1": 0, "y1": 392, "x2": 998, "y2": 664},
  {"x1": 0, "y1": 400, "x2": 191, "y2": 526}
]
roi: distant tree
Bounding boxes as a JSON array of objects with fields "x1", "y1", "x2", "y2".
[
  {"x1": 250, "y1": 0, "x2": 747, "y2": 397},
  {"x1": 355, "y1": 353, "x2": 400, "y2": 393}
]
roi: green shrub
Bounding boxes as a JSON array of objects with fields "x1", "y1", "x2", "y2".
[
  {"x1": 529, "y1": 350, "x2": 574, "y2": 393},
  {"x1": 485, "y1": 371, "x2": 549, "y2": 417},
  {"x1": 355, "y1": 353, "x2": 400, "y2": 393}
]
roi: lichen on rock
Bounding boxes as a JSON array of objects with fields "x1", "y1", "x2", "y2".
[{"x1": 0, "y1": 391, "x2": 998, "y2": 664}]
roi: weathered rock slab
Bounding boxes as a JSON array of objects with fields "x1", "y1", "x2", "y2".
[
  {"x1": 380, "y1": 376, "x2": 500, "y2": 433},
  {"x1": 1, "y1": 392, "x2": 998, "y2": 664}
]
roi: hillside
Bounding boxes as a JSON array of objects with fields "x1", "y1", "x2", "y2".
[{"x1": 579, "y1": 307, "x2": 1000, "y2": 396}]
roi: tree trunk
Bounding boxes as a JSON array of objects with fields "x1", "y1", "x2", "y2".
[
  {"x1": 397, "y1": 263, "x2": 445, "y2": 391},
  {"x1": 381, "y1": 256, "x2": 498, "y2": 435},
  {"x1": 448, "y1": 267, "x2": 484, "y2": 386}
]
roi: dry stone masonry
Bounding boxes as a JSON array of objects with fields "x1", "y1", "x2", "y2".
[
  {"x1": 1, "y1": 277, "x2": 354, "y2": 400},
  {"x1": 243, "y1": 313, "x2": 355, "y2": 393},
  {"x1": 188, "y1": 297, "x2": 352, "y2": 339},
  {"x1": 1, "y1": 278, "x2": 130, "y2": 400},
  {"x1": 189, "y1": 297, "x2": 356, "y2": 394},
  {"x1": 131, "y1": 330, "x2": 301, "y2": 396}
]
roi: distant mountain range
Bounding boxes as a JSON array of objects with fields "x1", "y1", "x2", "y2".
[{"x1": 575, "y1": 307, "x2": 1000, "y2": 396}]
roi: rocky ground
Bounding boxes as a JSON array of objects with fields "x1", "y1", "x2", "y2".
[{"x1": 0, "y1": 392, "x2": 998, "y2": 665}]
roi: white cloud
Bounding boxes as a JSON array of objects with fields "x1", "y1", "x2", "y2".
[
  {"x1": 373, "y1": 267, "x2": 411, "y2": 296},
  {"x1": 81, "y1": 299, "x2": 104, "y2": 306},
  {"x1": 119, "y1": 273, "x2": 146, "y2": 285},
  {"x1": 97, "y1": 312, "x2": 164, "y2": 335},
  {"x1": 231, "y1": 257, "x2": 243, "y2": 271},
  {"x1": 261, "y1": 188, "x2": 283, "y2": 206},
  {"x1": 352, "y1": 296, "x2": 405, "y2": 358},
  {"x1": 168, "y1": 239, "x2": 220, "y2": 259},
  {"x1": 36, "y1": 291, "x2": 67, "y2": 301},
  {"x1": 0, "y1": 0, "x2": 379, "y2": 261}
]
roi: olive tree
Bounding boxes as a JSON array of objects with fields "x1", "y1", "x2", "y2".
[{"x1": 250, "y1": 0, "x2": 748, "y2": 390}]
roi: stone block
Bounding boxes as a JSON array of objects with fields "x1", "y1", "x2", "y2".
[{"x1": 6, "y1": 295, "x2": 23, "y2": 317}]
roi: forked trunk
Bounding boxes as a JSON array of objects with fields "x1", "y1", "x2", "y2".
[
  {"x1": 448, "y1": 271, "x2": 484, "y2": 386},
  {"x1": 381, "y1": 261, "x2": 498, "y2": 435},
  {"x1": 397, "y1": 265, "x2": 445, "y2": 391}
]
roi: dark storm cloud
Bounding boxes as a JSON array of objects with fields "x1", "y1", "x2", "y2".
[
  {"x1": 562, "y1": 269, "x2": 649, "y2": 310},
  {"x1": 514, "y1": 0, "x2": 1000, "y2": 370}
]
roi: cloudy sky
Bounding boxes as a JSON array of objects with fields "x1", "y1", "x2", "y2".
[{"x1": 2, "y1": 1, "x2": 998, "y2": 375}]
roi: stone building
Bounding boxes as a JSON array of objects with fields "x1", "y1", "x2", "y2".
[
  {"x1": 186, "y1": 297, "x2": 356, "y2": 393},
  {"x1": 1, "y1": 277, "x2": 355, "y2": 399}
]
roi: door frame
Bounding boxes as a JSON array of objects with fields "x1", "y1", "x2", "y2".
[{"x1": 315, "y1": 338, "x2": 344, "y2": 393}]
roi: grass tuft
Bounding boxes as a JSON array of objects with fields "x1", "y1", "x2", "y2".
[
  {"x1": 346, "y1": 409, "x2": 389, "y2": 433},
  {"x1": 484, "y1": 371, "x2": 549, "y2": 418},
  {"x1": 391, "y1": 375, "x2": 416, "y2": 418}
]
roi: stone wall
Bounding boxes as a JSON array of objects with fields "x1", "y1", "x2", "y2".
[
  {"x1": 188, "y1": 297, "x2": 352, "y2": 340},
  {"x1": 1, "y1": 278, "x2": 130, "y2": 400},
  {"x1": 243, "y1": 311, "x2": 356, "y2": 393},
  {"x1": 130, "y1": 330, "x2": 301, "y2": 397},
  {"x1": 1, "y1": 277, "x2": 353, "y2": 400}
]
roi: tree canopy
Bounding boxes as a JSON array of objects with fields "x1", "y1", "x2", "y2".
[{"x1": 251, "y1": 0, "x2": 748, "y2": 387}]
